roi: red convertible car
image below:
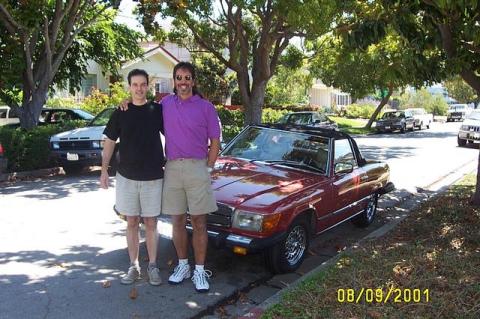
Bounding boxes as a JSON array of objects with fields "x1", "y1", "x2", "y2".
[{"x1": 192, "y1": 124, "x2": 394, "y2": 273}]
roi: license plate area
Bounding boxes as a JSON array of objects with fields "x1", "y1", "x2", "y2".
[{"x1": 67, "y1": 153, "x2": 79, "y2": 161}]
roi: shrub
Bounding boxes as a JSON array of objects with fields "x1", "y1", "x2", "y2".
[
  {"x1": 0, "y1": 120, "x2": 86, "y2": 172},
  {"x1": 344, "y1": 103, "x2": 376, "y2": 119}
]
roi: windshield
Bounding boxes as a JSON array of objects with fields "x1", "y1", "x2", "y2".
[
  {"x1": 467, "y1": 110, "x2": 480, "y2": 120},
  {"x1": 381, "y1": 111, "x2": 404, "y2": 119},
  {"x1": 449, "y1": 104, "x2": 466, "y2": 111},
  {"x1": 222, "y1": 126, "x2": 330, "y2": 172},
  {"x1": 89, "y1": 108, "x2": 115, "y2": 126},
  {"x1": 72, "y1": 109, "x2": 94, "y2": 120}
]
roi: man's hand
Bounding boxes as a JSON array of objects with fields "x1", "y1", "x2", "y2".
[
  {"x1": 100, "y1": 169, "x2": 110, "y2": 189},
  {"x1": 119, "y1": 98, "x2": 130, "y2": 111}
]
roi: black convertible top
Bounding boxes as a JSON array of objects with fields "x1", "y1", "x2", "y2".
[{"x1": 252, "y1": 124, "x2": 367, "y2": 166}]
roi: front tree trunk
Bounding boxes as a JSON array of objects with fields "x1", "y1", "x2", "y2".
[
  {"x1": 18, "y1": 90, "x2": 48, "y2": 130},
  {"x1": 365, "y1": 87, "x2": 393, "y2": 129}
]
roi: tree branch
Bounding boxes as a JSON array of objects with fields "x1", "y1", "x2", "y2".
[{"x1": 0, "y1": 3, "x2": 23, "y2": 35}]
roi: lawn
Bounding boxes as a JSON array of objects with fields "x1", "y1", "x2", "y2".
[
  {"x1": 262, "y1": 174, "x2": 480, "y2": 319},
  {"x1": 328, "y1": 116, "x2": 375, "y2": 135}
]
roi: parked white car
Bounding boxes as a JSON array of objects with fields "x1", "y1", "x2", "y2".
[
  {"x1": 404, "y1": 108, "x2": 433, "y2": 130},
  {"x1": 457, "y1": 110, "x2": 480, "y2": 147},
  {"x1": 50, "y1": 108, "x2": 117, "y2": 175},
  {"x1": 447, "y1": 103, "x2": 473, "y2": 122},
  {"x1": 0, "y1": 106, "x2": 19, "y2": 126}
]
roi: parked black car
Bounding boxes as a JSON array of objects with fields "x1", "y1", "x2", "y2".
[
  {"x1": 6, "y1": 108, "x2": 94, "y2": 128},
  {"x1": 277, "y1": 111, "x2": 338, "y2": 129}
]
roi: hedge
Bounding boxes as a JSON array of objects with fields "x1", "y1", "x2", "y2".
[{"x1": 0, "y1": 120, "x2": 86, "y2": 172}]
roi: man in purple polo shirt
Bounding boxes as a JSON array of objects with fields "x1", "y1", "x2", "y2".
[{"x1": 162, "y1": 62, "x2": 221, "y2": 293}]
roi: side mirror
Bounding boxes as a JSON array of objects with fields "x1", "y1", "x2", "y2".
[{"x1": 334, "y1": 162, "x2": 353, "y2": 174}]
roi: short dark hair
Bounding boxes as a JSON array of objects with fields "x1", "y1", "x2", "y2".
[
  {"x1": 127, "y1": 69, "x2": 149, "y2": 85},
  {"x1": 173, "y1": 62, "x2": 202, "y2": 97}
]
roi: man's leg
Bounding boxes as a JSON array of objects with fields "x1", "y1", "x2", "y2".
[
  {"x1": 126, "y1": 216, "x2": 140, "y2": 263},
  {"x1": 171, "y1": 214, "x2": 188, "y2": 259},
  {"x1": 190, "y1": 214, "x2": 208, "y2": 265},
  {"x1": 143, "y1": 217, "x2": 158, "y2": 263}
]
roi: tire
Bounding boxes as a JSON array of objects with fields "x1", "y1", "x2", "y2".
[
  {"x1": 352, "y1": 194, "x2": 378, "y2": 228},
  {"x1": 265, "y1": 217, "x2": 310, "y2": 274},
  {"x1": 458, "y1": 137, "x2": 467, "y2": 147},
  {"x1": 400, "y1": 124, "x2": 406, "y2": 133},
  {"x1": 63, "y1": 164, "x2": 84, "y2": 175},
  {"x1": 418, "y1": 121, "x2": 423, "y2": 130},
  {"x1": 426, "y1": 122, "x2": 430, "y2": 129}
]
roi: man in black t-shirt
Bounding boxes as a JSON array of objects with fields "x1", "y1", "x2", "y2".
[{"x1": 100, "y1": 69, "x2": 164, "y2": 286}]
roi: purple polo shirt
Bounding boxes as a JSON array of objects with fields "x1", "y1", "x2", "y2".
[{"x1": 161, "y1": 94, "x2": 221, "y2": 160}]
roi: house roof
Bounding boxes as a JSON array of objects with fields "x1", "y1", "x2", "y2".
[{"x1": 121, "y1": 45, "x2": 179, "y2": 70}]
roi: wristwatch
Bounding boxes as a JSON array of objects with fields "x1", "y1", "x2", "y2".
[{"x1": 207, "y1": 167, "x2": 213, "y2": 173}]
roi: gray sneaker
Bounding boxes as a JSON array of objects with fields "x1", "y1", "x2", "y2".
[
  {"x1": 121, "y1": 265, "x2": 140, "y2": 285},
  {"x1": 148, "y1": 267, "x2": 162, "y2": 286}
]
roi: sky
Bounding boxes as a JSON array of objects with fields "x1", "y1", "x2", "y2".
[{"x1": 114, "y1": 0, "x2": 172, "y2": 33}]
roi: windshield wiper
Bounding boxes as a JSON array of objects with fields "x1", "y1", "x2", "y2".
[{"x1": 263, "y1": 160, "x2": 325, "y2": 173}]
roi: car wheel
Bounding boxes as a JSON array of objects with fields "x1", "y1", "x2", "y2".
[
  {"x1": 400, "y1": 124, "x2": 406, "y2": 133},
  {"x1": 352, "y1": 194, "x2": 378, "y2": 228},
  {"x1": 265, "y1": 217, "x2": 310, "y2": 274},
  {"x1": 63, "y1": 164, "x2": 84, "y2": 175},
  {"x1": 458, "y1": 137, "x2": 467, "y2": 147},
  {"x1": 426, "y1": 122, "x2": 430, "y2": 129}
]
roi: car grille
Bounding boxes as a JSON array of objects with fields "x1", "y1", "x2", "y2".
[
  {"x1": 450, "y1": 112, "x2": 464, "y2": 117},
  {"x1": 464, "y1": 126, "x2": 480, "y2": 132},
  {"x1": 58, "y1": 141, "x2": 92, "y2": 150},
  {"x1": 206, "y1": 203, "x2": 234, "y2": 227}
]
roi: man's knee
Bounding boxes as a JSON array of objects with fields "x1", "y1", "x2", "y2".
[
  {"x1": 190, "y1": 215, "x2": 207, "y2": 232},
  {"x1": 143, "y1": 217, "x2": 157, "y2": 231},
  {"x1": 171, "y1": 214, "x2": 187, "y2": 230},
  {"x1": 126, "y1": 216, "x2": 140, "y2": 228}
]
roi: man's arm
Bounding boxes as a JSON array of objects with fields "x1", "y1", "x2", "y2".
[
  {"x1": 207, "y1": 138, "x2": 220, "y2": 169},
  {"x1": 99, "y1": 138, "x2": 116, "y2": 189}
]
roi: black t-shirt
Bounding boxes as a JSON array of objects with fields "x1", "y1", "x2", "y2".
[{"x1": 103, "y1": 102, "x2": 164, "y2": 181}]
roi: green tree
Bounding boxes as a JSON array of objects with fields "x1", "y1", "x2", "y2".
[
  {"x1": 345, "y1": 0, "x2": 480, "y2": 203},
  {"x1": 400, "y1": 88, "x2": 448, "y2": 116},
  {"x1": 192, "y1": 52, "x2": 230, "y2": 105},
  {"x1": 137, "y1": 0, "x2": 337, "y2": 125},
  {"x1": 0, "y1": 1, "x2": 143, "y2": 129},
  {"x1": 444, "y1": 76, "x2": 478, "y2": 104}
]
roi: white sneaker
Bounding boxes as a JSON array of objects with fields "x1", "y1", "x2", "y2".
[
  {"x1": 168, "y1": 263, "x2": 191, "y2": 284},
  {"x1": 191, "y1": 269, "x2": 212, "y2": 293}
]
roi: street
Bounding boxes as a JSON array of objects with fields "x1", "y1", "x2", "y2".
[{"x1": 0, "y1": 120, "x2": 478, "y2": 319}]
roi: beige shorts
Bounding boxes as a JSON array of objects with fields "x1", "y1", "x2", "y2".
[
  {"x1": 115, "y1": 173, "x2": 163, "y2": 217},
  {"x1": 162, "y1": 159, "x2": 218, "y2": 215}
]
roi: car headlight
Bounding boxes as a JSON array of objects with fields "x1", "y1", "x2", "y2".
[
  {"x1": 51, "y1": 142, "x2": 60, "y2": 149},
  {"x1": 232, "y1": 210, "x2": 281, "y2": 232},
  {"x1": 92, "y1": 140, "x2": 105, "y2": 149}
]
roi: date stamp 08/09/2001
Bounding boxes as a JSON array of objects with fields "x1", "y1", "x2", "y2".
[{"x1": 337, "y1": 288, "x2": 430, "y2": 304}]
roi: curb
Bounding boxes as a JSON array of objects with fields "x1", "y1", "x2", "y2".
[
  {"x1": 0, "y1": 167, "x2": 63, "y2": 182},
  {"x1": 239, "y1": 159, "x2": 477, "y2": 318}
]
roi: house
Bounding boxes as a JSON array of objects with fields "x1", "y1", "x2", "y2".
[
  {"x1": 309, "y1": 79, "x2": 351, "y2": 111},
  {"x1": 56, "y1": 42, "x2": 190, "y2": 100}
]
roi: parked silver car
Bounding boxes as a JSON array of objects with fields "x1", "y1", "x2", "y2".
[{"x1": 457, "y1": 110, "x2": 480, "y2": 146}]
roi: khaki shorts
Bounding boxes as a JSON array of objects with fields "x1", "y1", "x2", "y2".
[
  {"x1": 115, "y1": 173, "x2": 163, "y2": 217},
  {"x1": 162, "y1": 159, "x2": 218, "y2": 215}
]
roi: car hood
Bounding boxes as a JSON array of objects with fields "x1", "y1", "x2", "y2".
[
  {"x1": 377, "y1": 118, "x2": 402, "y2": 125},
  {"x1": 50, "y1": 125, "x2": 106, "y2": 141},
  {"x1": 462, "y1": 118, "x2": 480, "y2": 126},
  {"x1": 211, "y1": 157, "x2": 328, "y2": 211}
]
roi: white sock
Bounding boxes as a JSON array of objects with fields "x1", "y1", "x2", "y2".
[
  {"x1": 195, "y1": 264, "x2": 204, "y2": 272},
  {"x1": 178, "y1": 259, "x2": 188, "y2": 266}
]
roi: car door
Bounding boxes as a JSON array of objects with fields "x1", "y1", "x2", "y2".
[{"x1": 329, "y1": 138, "x2": 366, "y2": 225}]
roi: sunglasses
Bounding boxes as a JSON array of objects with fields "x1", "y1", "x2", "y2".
[{"x1": 175, "y1": 75, "x2": 192, "y2": 81}]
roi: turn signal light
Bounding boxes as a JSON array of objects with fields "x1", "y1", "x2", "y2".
[
  {"x1": 233, "y1": 246, "x2": 247, "y2": 255},
  {"x1": 262, "y1": 213, "x2": 281, "y2": 232}
]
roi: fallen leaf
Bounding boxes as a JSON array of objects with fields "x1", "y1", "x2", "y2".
[
  {"x1": 102, "y1": 280, "x2": 111, "y2": 288},
  {"x1": 367, "y1": 310, "x2": 382, "y2": 319},
  {"x1": 129, "y1": 287, "x2": 138, "y2": 299}
]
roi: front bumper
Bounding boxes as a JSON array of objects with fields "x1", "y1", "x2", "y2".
[
  {"x1": 376, "y1": 123, "x2": 403, "y2": 132},
  {"x1": 187, "y1": 224, "x2": 287, "y2": 253},
  {"x1": 458, "y1": 130, "x2": 480, "y2": 142},
  {"x1": 50, "y1": 149, "x2": 102, "y2": 166}
]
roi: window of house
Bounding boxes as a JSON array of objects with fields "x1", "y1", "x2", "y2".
[{"x1": 80, "y1": 74, "x2": 97, "y2": 96}]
